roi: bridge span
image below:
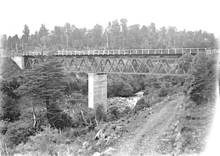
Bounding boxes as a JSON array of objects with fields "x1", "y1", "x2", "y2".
[{"x1": 0, "y1": 48, "x2": 218, "y2": 112}]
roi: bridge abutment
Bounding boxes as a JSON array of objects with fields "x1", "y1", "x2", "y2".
[
  {"x1": 88, "y1": 73, "x2": 107, "y2": 113},
  {"x1": 11, "y1": 56, "x2": 25, "y2": 70}
]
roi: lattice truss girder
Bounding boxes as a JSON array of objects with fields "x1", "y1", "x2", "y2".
[
  {"x1": 25, "y1": 57, "x2": 45, "y2": 68},
  {"x1": 26, "y1": 56, "x2": 191, "y2": 76}
]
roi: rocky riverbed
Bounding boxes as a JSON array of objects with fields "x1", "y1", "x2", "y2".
[{"x1": 107, "y1": 91, "x2": 144, "y2": 112}]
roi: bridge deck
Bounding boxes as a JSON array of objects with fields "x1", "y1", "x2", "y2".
[{"x1": 1, "y1": 48, "x2": 218, "y2": 57}]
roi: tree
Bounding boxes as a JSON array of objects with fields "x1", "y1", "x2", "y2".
[
  {"x1": 91, "y1": 24, "x2": 103, "y2": 48},
  {"x1": 38, "y1": 24, "x2": 49, "y2": 48},
  {"x1": 158, "y1": 27, "x2": 167, "y2": 48},
  {"x1": 12, "y1": 35, "x2": 19, "y2": 50},
  {"x1": 16, "y1": 57, "x2": 67, "y2": 128},
  {"x1": 127, "y1": 24, "x2": 140, "y2": 48},
  {"x1": 120, "y1": 18, "x2": 128, "y2": 49},
  {"x1": 23, "y1": 24, "x2": 30, "y2": 43},
  {"x1": 110, "y1": 20, "x2": 121, "y2": 49},
  {"x1": 139, "y1": 25, "x2": 149, "y2": 48},
  {"x1": 1, "y1": 34, "x2": 7, "y2": 50},
  {"x1": 0, "y1": 78, "x2": 21, "y2": 122},
  {"x1": 7, "y1": 36, "x2": 13, "y2": 50},
  {"x1": 167, "y1": 26, "x2": 177, "y2": 48},
  {"x1": 39, "y1": 24, "x2": 49, "y2": 37},
  {"x1": 146, "y1": 23, "x2": 158, "y2": 48}
]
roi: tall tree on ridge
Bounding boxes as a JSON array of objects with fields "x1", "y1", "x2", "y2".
[
  {"x1": 120, "y1": 18, "x2": 128, "y2": 49},
  {"x1": 23, "y1": 24, "x2": 30, "y2": 44}
]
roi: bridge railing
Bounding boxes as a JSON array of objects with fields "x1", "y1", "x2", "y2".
[
  {"x1": 1, "y1": 48, "x2": 218, "y2": 56},
  {"x1": 54, "y1": 48, "x2": 209, "y2": 56}
]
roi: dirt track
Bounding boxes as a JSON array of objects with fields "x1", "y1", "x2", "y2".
[{"x1": 114, "y1": 95, "x2": 184, "y2": 156}]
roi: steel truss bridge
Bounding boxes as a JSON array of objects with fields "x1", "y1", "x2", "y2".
[{"x1": 1, "y1": 48, "x2": 218, "y2": 76}]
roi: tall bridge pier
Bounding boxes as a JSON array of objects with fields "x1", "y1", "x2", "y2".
[{"x1": 88, "y1": 73, "x2": 107, "y2": 111}]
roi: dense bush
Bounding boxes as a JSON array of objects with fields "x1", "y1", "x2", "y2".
[
  {"x1": 67, "y1": 93, "x2": 88, "y2": 106},
  {"x1": 185, "y1": 52, "x2": 217, "y2": 104},
  {"x1": 107, "y1": 106, "x2": 121, "y2": 121},
  {"x1": 95, "y1": 104, "x2": 107, "y2": 122},
  {"x1": 15, "y1": 127, "x2": 69, "y2": 155},
  {"x1": 0, "y1": 96, "x2": 20, "y2": 122},
  {"x1": 64, "y1": 73, "x2": 88, "y2": 95},
  {"x1": 0, "y1": 77, "x2": 21, "y2": 122},
  {"x1": 46, "y1": 103, "x2": 73, "y2": 130},
  {"x1": 134, "y1": 89, "x2": 163, "y2": 112},
  {"x1": 158, "y1": 87, "x2": 169, "y2": 97},
  {"x1": 107, "y1": 75, "x2": 144, "y2": 97},
  {"x1": 5, "y1": 120, "x2": 35, "y2": 148}
]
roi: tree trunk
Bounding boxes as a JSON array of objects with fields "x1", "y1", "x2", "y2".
[
  {"x1": 32, "y1": 103, "x2": 37, "y2": 128},
  {"x1": 46, "y1": 97, "x2": 50, "y2": 111},
  {"x1": 80, "y1": 110, "x2": 88, "y2": 125}
]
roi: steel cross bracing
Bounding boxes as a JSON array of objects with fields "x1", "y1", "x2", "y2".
[
  {"x1": 25, "y1": 56, "x2": 193, "y2": 76},
  {"x1": 5, "y1": 48, "x2": 217, "y2": 76}
]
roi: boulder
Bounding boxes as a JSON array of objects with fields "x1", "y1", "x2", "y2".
[
  {"x1": 82, "y1": 141, "x2": 89, "y2": 149},
  {"x1": 92, "y1": 152, "x2": 101, "y2": 156},
  {"x1": 77, "y1": 149, "x2": 83, "y2": 154},
  {"x1": 102, "y1": 147, "x2": 117, "y2": 155}
]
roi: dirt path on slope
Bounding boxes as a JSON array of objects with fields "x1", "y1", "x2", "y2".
[{"x1": 114, "y1": 96, "x2": 184, "y2": 156}]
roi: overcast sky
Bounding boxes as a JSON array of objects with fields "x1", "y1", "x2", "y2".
[{"x1": 0, "y1": 0, "x2": 219, "y2": 38}]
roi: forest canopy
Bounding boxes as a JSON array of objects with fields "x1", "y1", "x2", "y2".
[{"x1": 1, "y1": 19, "x2": 218, "y2": 51}]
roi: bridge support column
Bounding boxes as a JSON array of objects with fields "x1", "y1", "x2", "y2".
[
  {"x1": 88, "y1": 73, "x2": 107, "y2": 112},
  {"x1": 11, "y1": 56, "x2": 25, "y2": 70}
]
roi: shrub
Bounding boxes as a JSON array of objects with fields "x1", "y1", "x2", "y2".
[
  {"x1": 134, "y1": 97, "x2": 148, "y2": 112},
  {"x1": 107, "y1": 75, "x2": 136, "y2": 97},
  {"x1": 0, "y1": 96, "x2": 20, "y2": 122},
  {"x1": 134, "y1": 89, "x2": 163, "y2": 113},
  {"x1": 107, "y1": 106, "x2": 121, "y2": 121},
  {"x1": 5, "y1": 120, "x2": 35, "y2": 148},
  {"x1": 46, "y1": 103, "x2": 72, "y2": 130},
  {"x1": 68, "y1": 93, "x2": 88, "y2": 106},
  {"x1": 95, "y1": 104, "x2": 106, "y2": 122},
  {"x1": 143, "y1": 87, "x2": 153, "y2": 96},
  {"x1": 158, "y1": 87, "x2": 169, "y2": 97},
  {"x1": 186, "y1": 53, "x2": 217, "y2": 105},
  {"x1": 15, "y1": 126, "x2": 69, "y2": 155}
]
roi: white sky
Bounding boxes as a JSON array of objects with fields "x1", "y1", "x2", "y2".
[{"x1": 0, "y1": 0, "x2": 219, "y2": 38}]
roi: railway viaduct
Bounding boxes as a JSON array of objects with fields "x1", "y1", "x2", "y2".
[{"x1": 0, "y1": 48, "x2": 217, "y2": 112}]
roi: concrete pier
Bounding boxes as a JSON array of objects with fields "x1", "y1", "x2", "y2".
[
  {"x1": 88, "y1": 73, "x2": 107, "y2": 112},
  {"x1": 11, "y1": 56, "x2": 25, "y2": 70}
]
